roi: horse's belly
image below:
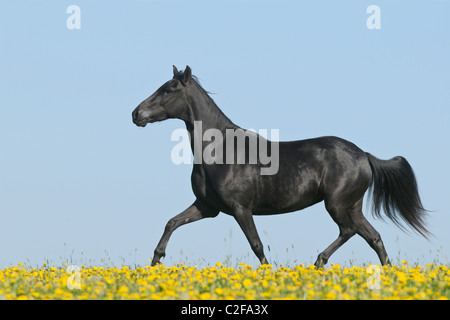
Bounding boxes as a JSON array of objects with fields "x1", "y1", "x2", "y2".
[
  {"x1": 253, "y1": 191, "x2": 323, "y2": 215},
  {"x1": 252, "y1": 173, "x2": 323, "y2": 215}
]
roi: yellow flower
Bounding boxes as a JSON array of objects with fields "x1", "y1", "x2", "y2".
[
  {"x1": 325, "y1": 291, "x2": 337, "y2": 299},
  {"x1": 333, "y1": 284, "x2": 342, "y2": 292},
  {"x1": 0, "y1": 261, "x2": 448, "y2": 300},
  {"x1": 54, "y1": 288, "x2": 65, "y2": 295},
  {"x1": 199, "y1": 292, "x2": 211, "y2": 300},
  {"x1": 215, "y1": 288, "x2": 224, "y2": 295},
  {"x1": 307, "y1": 290, "x2": 315, "y2": 297},
  {"x1": 150, "y1": 293, "x2": 162, "y2": 300},
  {"x1": 242, "y1": 278, "x2": 252, "y2": 288},
  {"x1": 117, "y1": 285, "x2": 129, "y2": 295}
]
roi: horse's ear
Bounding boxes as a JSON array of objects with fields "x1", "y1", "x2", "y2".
[
  {"x1": 183, "y1": 65, "x2": 192, "y2": 83},
  {"x1": 173, "y1": 65, "x2": 179, "y2": 77}
]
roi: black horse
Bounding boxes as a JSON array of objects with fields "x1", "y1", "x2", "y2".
[{"x1": 132, "y1": 65, "x2": 429, "y2": 267}]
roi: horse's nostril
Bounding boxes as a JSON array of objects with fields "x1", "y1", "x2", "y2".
[{"x1": 132, "y1": 108, "x2": 139, "y2": 123}]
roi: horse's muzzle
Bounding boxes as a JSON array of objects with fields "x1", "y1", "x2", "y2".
[{"x1": 132, "y1": 108, "x2": 148, "y2": 127}]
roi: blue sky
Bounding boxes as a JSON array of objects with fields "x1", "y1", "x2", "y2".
[{"x1": 1, "y1": 1, "x2": 449, "y2": 268}]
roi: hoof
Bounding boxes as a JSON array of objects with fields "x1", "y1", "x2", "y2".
[{"x1": 314, "y1": 254, "x2": 327, "y2": 268}]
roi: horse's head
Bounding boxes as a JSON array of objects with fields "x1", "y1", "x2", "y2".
[{"x1": 132, "y1": 65, "x2": 192, "y2": 127}]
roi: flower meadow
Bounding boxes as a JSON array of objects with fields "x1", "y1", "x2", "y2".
[{"x1": 0, "y1": 261, "x2": 449, "y2": 300}]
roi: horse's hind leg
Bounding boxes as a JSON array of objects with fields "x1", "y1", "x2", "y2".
[
  {"x1": 314, "y1": 202, "x2": 357, "y2": 268},
  {"x1": 314, "y1": 228, "x2": 356, "y2": 268},
  {"x1": 314, "y1": 198, "x2": 391, "y2": 267},
  {"x1": 354, "y1": 212, "x2": 391, "y2": 265}
]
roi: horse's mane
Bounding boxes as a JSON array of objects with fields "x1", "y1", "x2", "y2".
[{"x1": 174, "y1": 69, "x2": 237, "y2": 128}]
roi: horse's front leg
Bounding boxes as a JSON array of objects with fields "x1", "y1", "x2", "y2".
[{"x1": 151, "y1": 200, "x2": 219, "y2": 266}]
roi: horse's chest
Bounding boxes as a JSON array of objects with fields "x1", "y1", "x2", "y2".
[{"x1": 191, "y1": 167, "x2": 207, "y2": 200}]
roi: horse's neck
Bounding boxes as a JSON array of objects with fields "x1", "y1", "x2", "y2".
[
  {"x1": 183, "y1": 86, "x2": 238, "y2": 160},
  {"x1": 184, "y1": 86, "x2": 238, "y2": 135}
]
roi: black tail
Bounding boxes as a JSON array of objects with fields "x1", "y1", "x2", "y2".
[{"x1": 366, "y1": 153, "x2": 431, "y2": 239}]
